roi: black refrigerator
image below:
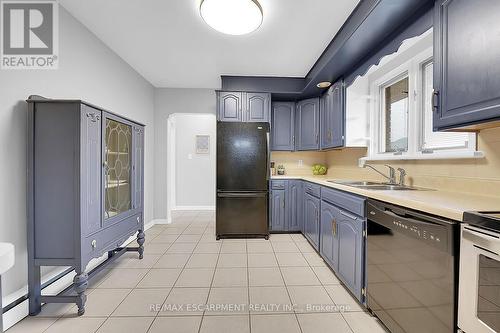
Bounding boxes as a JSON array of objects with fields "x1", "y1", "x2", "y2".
[{"x1": 216, "y1": 122, "x2": 270, "y2": 239}]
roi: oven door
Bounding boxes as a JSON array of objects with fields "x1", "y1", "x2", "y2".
[{"x1": 459, "y1": 224, "x2": 500, "y2": 333}]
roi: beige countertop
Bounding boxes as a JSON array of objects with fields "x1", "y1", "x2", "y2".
[{"x1": 271, "y1": 175, "x2": 500, "y2": 221}]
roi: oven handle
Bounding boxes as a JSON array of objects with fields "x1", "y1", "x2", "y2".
[{"x1": 463, "y1": 228, "x2": 500, "y2": 255}]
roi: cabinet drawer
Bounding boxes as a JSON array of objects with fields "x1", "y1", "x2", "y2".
[
  {"x1": 321, "y1": 187, "x2": 365, "y2": 217},
  {"x1": 304, "y1": 182, "x2": 321, "y2": 198},
  {"x1": 271, "y1": 180, "x2": 288, "y2": 190},
  {"x1": 83, "y1": 214, "x2": 141, "y2": 257}
]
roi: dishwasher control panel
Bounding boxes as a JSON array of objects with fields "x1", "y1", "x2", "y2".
[
  {"x1": 367, "y1": 201, "x2": 456, "y2": 254},
  {"x1": 391, "y1": 219, "x2": 443, "y2": 243}
]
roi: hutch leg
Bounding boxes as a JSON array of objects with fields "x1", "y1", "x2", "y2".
[
  {"x1": 137, "y1": 230, "x2": 145, "y2": 259},
  {"x1": 73, "y1": 272, "x2": 88, "y2": 316},
  {"x1": 28, "y1": 264, "x2": 41, "y2": 315}
]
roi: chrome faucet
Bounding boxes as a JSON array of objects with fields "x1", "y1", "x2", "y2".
[
  {"x1": 363, "y1": 164, "x2": 397, "y2": 184},
  {"x1": 398, "y1": 168, "x2": 407, "y2": 186}
]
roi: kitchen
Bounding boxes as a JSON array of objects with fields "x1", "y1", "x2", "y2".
[{"x1": 0, "y1": 0, "x2": 499, "y2": 333}]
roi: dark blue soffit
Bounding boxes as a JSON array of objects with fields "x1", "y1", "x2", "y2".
[{"x1": 221, "y1": 0, "x2": 434, "y2": 101}]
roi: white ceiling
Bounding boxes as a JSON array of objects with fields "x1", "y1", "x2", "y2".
[{"x1": 60, "y1": 0, "x2": 360, "y2": 88}]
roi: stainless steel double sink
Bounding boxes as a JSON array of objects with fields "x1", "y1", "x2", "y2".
[{"x1": 327, "y1": 180, "x2": 431, "y2": 191}]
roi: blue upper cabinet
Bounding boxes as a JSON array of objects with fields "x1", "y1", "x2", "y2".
[
  {"x1": 245, "y1": 92, "x2": 271, "y2": 122},
  {"x1": 296, "y1": 98, "x2": 320, "y2": 150},
  {"x1": 217, "y1": 92, "x2": 243, "y2": 122},
  {"x1": 271, "y1": 102, "x2": 295, "y2": 151},
  {"x1": 217, "y1": 91, "x2": 270, "y2": 123},
  {"x1": 320, "y1": 82, "x2": 345, "y2": 150},
  {"x1": 434, "y1": 0, "x2": 500, "y2": 131}
]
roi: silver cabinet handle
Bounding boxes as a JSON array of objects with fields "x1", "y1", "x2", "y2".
[
  {"x1": 432, "y1": 90, "x2": 439, "y2": 113},
  {"x1": 91, "y1": 239, "x2": 97, "y2": 249},
  {"x1": 339, "y1": 210, "x2": 358, "y2": 220}
]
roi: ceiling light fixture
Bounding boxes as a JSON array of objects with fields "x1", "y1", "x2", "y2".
[
  {"x1": 200, "y1": 0, "x2": 263, "y2": 35},
  {"x1": 316, "y1": 81, "x2": 332, "y2": 89}
]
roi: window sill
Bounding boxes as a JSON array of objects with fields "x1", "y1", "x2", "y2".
[{"x1": 359, "y1": 150, "x2": 485, "y2": 164}]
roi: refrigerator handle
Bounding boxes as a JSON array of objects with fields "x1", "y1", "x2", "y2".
[{"x1": 266, "y1": 131, "x2": 270, "y2": 181}]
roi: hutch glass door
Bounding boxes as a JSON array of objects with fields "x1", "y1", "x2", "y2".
[{"x1": 104, "y1": 118, "x2": 132, "y2": 219}]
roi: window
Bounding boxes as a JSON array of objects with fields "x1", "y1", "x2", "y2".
[
  {"x1": 382, "y1": 76, "x2": 409, "y2": 153},
  {"x1": 368, "y1": 43, "x2": 477, "y2": 160}
]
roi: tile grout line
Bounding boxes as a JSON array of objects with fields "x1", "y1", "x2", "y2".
[
  {"x1": 198, "y1": 220, "x2": 222, "y2": 333},
  {"x1": 272, "y1": 236, "x2": 304, "y2": 333},
  {"x1": 145, "y1": 217, "x2": 206, "y2": 332},
  {"x1": 106, "y1": 226, "x2": 177, "y2": 322},
  {"x1": 245, "y1": 239, "x2": 251, "y2": 333}
]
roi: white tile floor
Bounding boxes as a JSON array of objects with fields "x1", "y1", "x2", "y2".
[{"x1": 7, "y1": 211, "x2": 388, "y2": 333}]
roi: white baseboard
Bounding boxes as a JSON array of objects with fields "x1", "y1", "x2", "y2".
[
  {"x1": 172, "y1": 206, "x2": 215, "y2": 211},
  {"x1": 150, "y1": 218, "x2": 170, "y2": 225},
  {"x1": 2, "y1": 220, "x2": 156, "y2": 330}
]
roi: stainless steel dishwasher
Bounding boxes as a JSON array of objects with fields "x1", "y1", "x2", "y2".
[{"x1": 366, "y1": 199, "x2": 459, "y2": 333}]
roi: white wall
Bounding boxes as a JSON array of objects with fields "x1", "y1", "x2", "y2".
[
  {"x1": 0, "y1": 6, "x2": 155, "y2": 305},
  {"x1": 154, "y1": 88, "x2": 216, "y2": 218},
  {"x1": 173, "y1": 114, "x2": 216, "y2": 208}
]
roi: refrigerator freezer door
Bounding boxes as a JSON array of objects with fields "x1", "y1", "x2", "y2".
[
  {"x1": 217, "y1": 122, "x2": 269, "y2": 192},
  {"x1": 216, "y1": 192, "x2": 269, "y2": 238}
]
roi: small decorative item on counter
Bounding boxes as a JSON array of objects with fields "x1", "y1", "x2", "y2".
[
  {"x1": 270, "y1": 162, "x2": 276, "y2": 176},
  {"x1": 277, "y1": 164, "x2": 285, "y2": 175},
  {"x1": 312, "y1": 164, "x2": 327, "y2": 175}
]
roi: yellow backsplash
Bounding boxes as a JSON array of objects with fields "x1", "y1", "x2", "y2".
[
  {"x1": 272, "y1": 127, "x2": 500, "y2": 198},
  {"x1": 271, "y1": 151, "x2": 326, "y2": 176}
]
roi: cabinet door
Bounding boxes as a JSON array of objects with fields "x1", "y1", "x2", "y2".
[
  {"x1": 271, "y1": 102, "x2": 295, "y2": 151},
  {"x1": 296, "y1": 98, "x2": 320, "y2": 150},
  {"x1": 320, "y1": 82, "x2": 345, "y2": 149},
  {"x1": 336, "y1": 209, "x2": 364, "y2": 300},
  {"x1": 288, "y1": 180, "x2": 302, "y2": 231},
  {"x1": 218, "y1": 92, "x2": 243, "y2": 122},
  {"x1": 330, "y1": 81, "x2": 345, "y2": 148},
  {"x1": 81, "y1": 105, "x2": 102, "y2": 236},
  {"x1": 320, "y1": 92, "x2": 330, "y2": 149},
  {"x1": 320, "y1": 201, "x2": 337, "y2": 270},
  {"x1": 304, "y1": 193, "x2": 320, "y2": 250},
  {"x1": 133, "y1": 126, "x2": 144, "y2": 212},
  {"x1": 103, "y1": 114, "x2": 134, "y2": 225},
  {"x1": 270, "y1": 190, "x2": 286, "y2": 231},
  {"x1": 245, "y1": 92, "x2": 270, "y2": 122},
  {"x1": 434, "y1": 0, "x2": 500, "y2": 130}
]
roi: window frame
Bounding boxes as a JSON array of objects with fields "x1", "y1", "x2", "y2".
[{"x1": 367, "y1": 47, "x2": 477, "y2": 161}]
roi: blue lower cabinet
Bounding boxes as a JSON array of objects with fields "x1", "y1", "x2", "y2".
[
  {"x1": 304, "y1": 192, "x2": 320, "y2": 250},
  {"x1": 270, "y1": 180, "x2": 304, "y2": 232},
  {"x1": 335, "y1": 208, "x2": 365, "y2": 301},
  {"x1": 287, "y1": 180, "x2": 303, "y2": 231},
  {"x1": 320, "y1": 201, "x2": 338, "y2": 270},
  {"x1": 320, "y1": 186, "x2": 366, "y2": 302},
  {"x1": 270, "y1": 189, "x2": 286, "y2": 231}
]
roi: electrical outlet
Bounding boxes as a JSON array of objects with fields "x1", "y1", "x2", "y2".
[{"x1": 298, "y1": 159, "x2": 303, "y2": 167}]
